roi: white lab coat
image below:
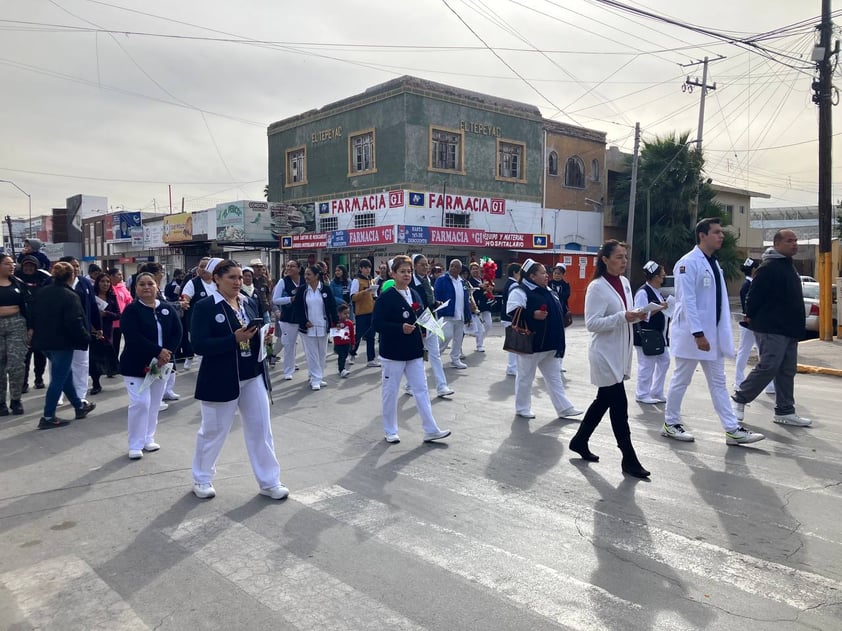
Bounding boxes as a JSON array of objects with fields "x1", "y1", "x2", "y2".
[
  {"x1": 585, "y1": 276, "x2": 634, "y2": 387},
  {"x1": 670, "y1": 246, "x2": 734, "y2": 361}
]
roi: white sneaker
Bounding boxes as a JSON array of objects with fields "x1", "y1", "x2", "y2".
[
  {"x1": 283, "y1": 375, "x2": 294, "y2": 381},
  {"x1": 773, "y1": 413, "x2": 812, "y2": 427},
  {"x1": 366, "y1": 360, "x2": 382, "y2": 368},
  {"x1": 450, "y1": 360, "x2": 468, "y2": 369},
  {"x1": 423, "y1": 429, "x2": 451, "y2": 442},
  {"x1": 192, "y1": 482, "x2": 216, "y2": 499},
  {"x1": 636, "y1": 397, "x2": 661, "y2": 404},
  {"x1": 476, "y1": 346, "x2": 485, "y2": 352},
  {"x1": 159, "y1": 401, "x2": 169, "y2": 411},
  {"x1": 128, "y1": 449, "x2": 143, "y2": 460},
  {"x1": 143, "y1": 442, "x2": 160, "y2": 452},
  {"x1": 384, "y1": 433, "x2": 401, "y2": 443},
  {"x1": 259, "y1": 484, "x2": 290, "y2": 500},
  {"x1": 163, "y1": 392, "x2": 180, "y2": 401},
  {"x1": 436, "y1": 386, "x2": 455, "y2": 397},
  {"x1": 516, "y1": 411, "x2": 536, "y2": 419},
  {"x1": 731, "y1": 397, "x2": 745, "y2": 421},
  {"x1": 340, "y1": 369, "x2": 350, "y2": 378},
  {"x1": 726, "y1": 426, "x2": 765, "y2": 445},
  {"x1": 310, "y1": 384, "x2": 321, "y2": 391},
  {"x1": 183, "y1": 358, "x2": 193, "y2": 370},
  {"x1": 661, "y1": 423, "x2": 695, "y2": 442},
  {"x1": 557, "y1": 406, "x2": 584, "y2": 418}
]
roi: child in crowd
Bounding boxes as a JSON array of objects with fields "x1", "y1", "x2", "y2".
[{"x1": 333, "y1": 304, "x2": 356, "y2": 378}]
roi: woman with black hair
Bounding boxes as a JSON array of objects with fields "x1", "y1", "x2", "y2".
[
  {"x1": 329, "y1": 264, "x2": 351, "y2": 309},
  {"x1": 504, "y1": 258, "x2": 583, "y2": 421},
  {"x1": 569, "y1": 240, "x2": 652, "y2": 478},
  {"x1": 293, "y1": 264, "x2": 338, "y2": 390},
  {"x1": 633, "y1": 261, "x2": 674, "y2": 404},
  {"x1": 89, "y1": 272, "x2": 121, "y2": 395},
  {"x1": 119, "y1": 272, "x2": 181, "y2": 459},
  {"x1": 0, "y1": 253, "x2": 31, "y2": 415},
  {"x1": 189, "y1": 259, "x2": 287, "y2": 500}
]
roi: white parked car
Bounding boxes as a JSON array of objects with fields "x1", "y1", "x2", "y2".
[{"x1": 802, "y1": 282, "x2": 838, "y2": 334}]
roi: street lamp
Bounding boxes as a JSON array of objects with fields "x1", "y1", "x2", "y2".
[
  {"x1": 643, "y1": 140, "x2": 700, "y2": 262},
  {"x1": 0, "y1": 179, "x2": 32, "y2": 240}
]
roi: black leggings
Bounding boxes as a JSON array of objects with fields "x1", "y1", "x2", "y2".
[{"x1": 580, "y1": 382, "x2": 631, "y2": 443}]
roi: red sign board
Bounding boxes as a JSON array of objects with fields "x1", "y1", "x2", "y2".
[
  {"x1": 118, "y1": 257, "x2": 135, "y2": 263},
  {"x1": 280, "y1": 232, "x2": 327, "y2": 249},
  {"x1": 326, "y1": 225, "x2": 395, "y2": 248},
  {"x1": 328, "y1": 191, "x2": 404, "y2": 214},
  {"x1": 483, "y1": 232, "x2": 552, "y2": 249},
  {"x1": 427, "y1": 227, "x2": 486, "y2": 246}
]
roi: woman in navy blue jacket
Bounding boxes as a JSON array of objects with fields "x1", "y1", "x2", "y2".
[
  {"x1": 189, "y1": 259, "x2": 287, "y2": 501},
  {"x1": 373, "y1": 255, "x2": 450, "y2": 445},
  {"x1": 119, "y1": 272, "x2": 182, "y2": 459}
]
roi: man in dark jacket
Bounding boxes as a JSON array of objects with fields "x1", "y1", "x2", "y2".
[
  {"x1": 731, "y1": 229, "x2": 811, "y2": 427},
  {"x1": 17, "y1": 255, "x2": 51, "y2": 392},
  {"x1": 30, "y1": 261, "x2": 95, "y2": 428},
  {"x1": 59, "y1": 256, "x2": 102, "y2": 406}
]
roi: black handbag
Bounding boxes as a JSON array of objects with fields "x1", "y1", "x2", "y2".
[
  {"x1": 503, "y1": 307, "x2": 533, "y2": 355},
  {"x1": 635, "y1": 324, "x2": 665, "y2": 356}
]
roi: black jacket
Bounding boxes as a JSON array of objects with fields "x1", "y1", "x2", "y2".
[
  {"x1": 191, "y1": 295, "x2": 270, "y2": 402},
  {"x1": 745, "y1": 252, "x2": 805, "y2": 338},
  {"x1": 373, "y1": 287, "x2": 425, "y2": 361},
  {"x1": 501, "y1": 277, "x2": 518, "y2": 323},
  {"x1": 30, "y1": 283, "x2": 91, "y2": 351},
  {"x1": 118, "y1": 300, "x2": 183, "y2": 378},
  {"x1": 73, "y1": 276, "x2": 103, "y2": 333}
]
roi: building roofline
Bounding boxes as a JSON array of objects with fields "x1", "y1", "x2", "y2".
[
  {"x1": 543, "y1": 119, "x2": 606, "y2": 143},
  {"x1": 268, "y1": 75, "x2": 543, "y2": 135},
  {"x1": 709, "y1": 183, "x2": 771, "y2": 199}
]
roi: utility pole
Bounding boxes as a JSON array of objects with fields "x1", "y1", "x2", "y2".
[
  {"x1": 683, "y1": 56, "x2": 720, "y2": 222},
  {"x1": 814, "y1": 0, "x2": 838, "y2": 340},
  {"x1": 626, "y1": 122, "x2": 641, "y2": 278}
]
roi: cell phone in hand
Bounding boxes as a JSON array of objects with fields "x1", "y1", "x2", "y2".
[{"x1": 248, "y1": 317, "x2": 264, "y2": 330}]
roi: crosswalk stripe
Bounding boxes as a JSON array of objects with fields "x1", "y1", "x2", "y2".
[
  {"x1": 0, "y1": 556, "x2": 148, "y2": 630},
  {"x1": 294, "y1": 484, "x2": 696, "y2": 631},
  {"x1": 167, "y1": 514, "x2": 425, "y2": 631},
  {"x1": 396, "y1": 459, "x2": 842, "y2": 612}
]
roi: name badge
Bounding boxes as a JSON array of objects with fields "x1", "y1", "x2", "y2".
[{"x1": 703, "y1": 276, "x2": 712, "y2": 288}]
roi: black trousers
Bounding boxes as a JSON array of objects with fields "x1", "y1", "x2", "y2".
[
  {"x1": 335, "y1": 345, "x2": 350, "y2": 371},
  {"x1": 578, "y1": 382, "x2": 632, "y2": 444},
  {"x1": 24, "y1": 348, "x2": 46, "y2": 385}
]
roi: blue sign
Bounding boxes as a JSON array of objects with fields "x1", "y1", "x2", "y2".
[
  {"x1": 280, "y1": 236, "x2": 293, "y2": 249},
  {"x1": 408, "y1": 192, "x2": 425, "y2": 207},
  {"x1": 532, "y1": 234, "x2": 549, "y2": 248},
  {"x1": 396, "y1": 224, "x2": 430, "y2": 245},
  {"x1": 325, "y1": 230, "x2": 349, "y2": 248},
  {"x1": 318, "y1": 202, "x2": 330, "y2": 214},
  {"x1": 115, "y1": 212, "x2": 142, "y2": 240}
]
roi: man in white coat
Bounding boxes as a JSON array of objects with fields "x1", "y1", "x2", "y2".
[{"x1": 662, "y1": 218, "x2": 764, "y2": 445}]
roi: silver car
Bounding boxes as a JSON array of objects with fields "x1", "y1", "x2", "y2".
[{"x1": 802, "y1": 282, "x2": 838, "y2": 333}]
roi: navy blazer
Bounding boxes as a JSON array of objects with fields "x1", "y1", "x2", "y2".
[
  {"x1": 372, "y1": 287, "x2": 425, "y2": 361},
  {"x1": 191, "y1": 294, "x2": 270, "y2": 402},
  {"x1": 74, "y1": 276, "x2": 103, "y2": 332},
  {"x1": 119, "y1": 300, "x2": 183, "y2": 378},
  {"x1": 292, "y1": 282, "x2": 338, "y2": 334},
  {"x1": 433, "y1": 274, "x2": 472, "y2": 323}
]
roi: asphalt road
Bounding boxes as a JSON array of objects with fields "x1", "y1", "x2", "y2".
[{"x1": 1, "y1": 321, "x2": 840, "y2": 630}]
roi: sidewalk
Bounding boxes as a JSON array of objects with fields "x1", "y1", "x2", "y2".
[{"x1": 797, "y1": 338, "x2": 842, "y2": 377}]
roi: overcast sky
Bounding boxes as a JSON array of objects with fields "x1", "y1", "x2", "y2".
[{"x1": 1, "y1": 0, "x2": 838, "y2": 219}]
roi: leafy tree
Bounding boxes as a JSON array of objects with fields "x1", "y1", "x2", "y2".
[{"x1": 612, "y1": 131, "x2": 740, "y2": 282}]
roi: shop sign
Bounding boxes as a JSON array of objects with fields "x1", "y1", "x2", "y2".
[
  {"x1": 280, "y1": 232, "x2": 327, "y2": 249},
  {"x1": 483, "y1": 232, "x2": 551, "y2": 249},
  {"x1": 162, "y1": 213, "x2": 193, "y2": 243},
  {"x1": 408, "y1": 191, "x2": 505, "y2": 215},
  {"x1": 320, "y1": 190, "x2": 404, "y2": 214},
  {"x1": 144, "y1": 223, "x2": 165, "y2": 248},
  {"x1": 326, "y1": 225, "x2": 395, "y2": 248},
  {"x1": 216, "y1": 203, "x2": 245, "y2": 241},
  {"x1": 119, "y1": 257, "x2": 135, "y2": 263},
  {"x1": 396, "y1": 225, "x2": 486, "y2": 246},
  {"x1": 130, "y1": 227, "x2": 144, "y2": 248}
]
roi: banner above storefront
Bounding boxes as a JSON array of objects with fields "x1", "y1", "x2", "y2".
[
  {"x1": 319, "y1": 191, "x2": 404, "y2": 214},
  {"x1": 279, "y1": 232, "x2": 327, "y2": 249},
  {"x1": 408, "y1": 192, "x2": 506, "y2": 215},
  {"x1": 326, "y1": 225, "x2": 395, "y2": 248},
  {"x1": 396, "y1": 225, "x2": 486, "y2": 247},
  {"x1": 162, "y1": 213, "x2": 193, "y2": 243},
  {"x1": 483, "y1": 232, "x2": 551, "y2": 249}
]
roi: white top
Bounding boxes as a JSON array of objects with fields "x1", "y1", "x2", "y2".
[
  {"x1": 395, "y1": 287, "x2": 413, "y2": 306},
  {"x1": 304, "y1": 283, "x2": 327, "y2": 337},
  {"x1": 585, "y1": 276, "x2": 635, "y2": 387},
  {"x1": 182, "y1": 278, "x2": 217, "y2": 299},
  {"x1": 450, "y1": 274, "x2": 464, "y2": 320},
  {"x1": 272, "y1": 276, "x2": 299, "y2": 306}
]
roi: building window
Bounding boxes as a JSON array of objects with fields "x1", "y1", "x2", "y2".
[
  {"x1": 725, "y1": 204, "x2": 734, "y2": 219},
  {"x1": 591, "y1": 159, "x2": 601, "y2": 182},
  {"x1": 739, "y1": 205, "x2": 746, "y2": 214},
  {"x1": 354, "y1": 213, "x2": 376, "y2": 229},
  {"x1": 444, "y1": 213, "x2": 470, "y2": 228},
  {"x1": 320, "y1": 216, "x2": 338, "y2": 232},
  {"x1": 348, "y1": 129, "x2": 376, "y2": 175},
  {"x1": 497, "y1": 139, "x2": 526, "y2": 182},
  {"x1": 429, "y1": 127, "x2": 464, "y2": 173},
  {"x1": 548, "y1": 151, "x2": 559, "y2": 176},
  {"x1": 564, "y1": 156, "x2": 585, "y2": 188},
  {"x1": 285, "y1": 146, "x2": 307, "y2": 187}
]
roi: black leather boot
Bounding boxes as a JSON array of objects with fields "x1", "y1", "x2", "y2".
[
  {"x1": 569, "y1": 409, "x2": 601, "y2": 462},
  {"x1": 618, "y1": 438, "x2": 650, "y2": 478}
]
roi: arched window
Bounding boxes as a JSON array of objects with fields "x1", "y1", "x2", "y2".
[
  {"x1": 591, "y1": 159, "x2": 601, "y2": 182},
  {"x1": 548, "y1": 151, "x2": 558, "y2": 176},
  {"x1": 564, "y1": 156, "x2": 585, "y2": 188}
]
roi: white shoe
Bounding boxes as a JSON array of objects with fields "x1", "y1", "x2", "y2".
[
  {"x1": 259, "y1": 484, "x2": 290, "y2": 500},
  {"x1": 183, "y1": 358, "x2": 193, "y2": 370},
  {"x1": 192, "y1": 482, "x2": 216, "y2": 499},
  {"x1": 128, "y1": 449, "x2": 143, "y2": 460},
  {"x1": 366, "y1": 360, "x2": 382, "y2": 368},
  {"x1": 143, "y1": 442, "x2": 160, "y2": 452},
  {"x1": 636, "y1": 397, "x2": 661, "y2": 404},
  {"x1": 340, "y1": 369, "x2": 350, "y2": 378},
  {"x1": 436, "y1": 386, "x2": 455, "y2": 397},
  {"x1": 731, "y1": 398, "x2": 745, "y2": 421},
  {"x1": 506, "y1": 370, "x2": 517, "y2": 377},
  {"x1": 557, "y1": 406, "x2": 584, "y2": 418},
  {"x1": 450, "y1": 360, "x2": 468, "y2": 369},
  {"x1": 661, "y1": 423, "x2": 695, "y2": 442},
  {"x1": 773, "y1": 413, "x2": 812, "y2": 427},
  {"x1": 159, "y1": 401, "x2": 169, "y2": 411},
  {"x1": 516, "y1": 411, "x2": 536, "y2": 419},
  {"x1": 384, "y1": 433, "x2": 401, "y2": 443},
  {"x1": 163, "y1": 392, "x2": 180, "y2": 401},
  {"x1": 283, "y1": 374, "x2": 293, "y2": 381},
  {"x1": 726, "y1": 426, "x2": 765, "y2": 445},
  {"x1": 310, "y1": 384, "x2": 321, "y2": 391},
  {"x1": 423, "y1": 429, "x2": 451, "y2": 442},
  {"x1": 476, "y1": 347, "x2": 485, "y2": 352}
]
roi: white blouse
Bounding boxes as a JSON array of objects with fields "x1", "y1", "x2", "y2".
[{"x1": 304, "y1": 283, "x2": 327, "y2": 337}]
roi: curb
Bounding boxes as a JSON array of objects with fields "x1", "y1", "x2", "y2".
[{"x1": 796, "y1": 364, "x2": 842, "y2": 377}]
